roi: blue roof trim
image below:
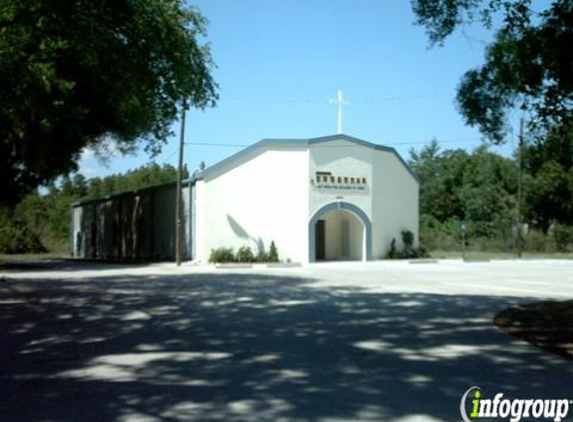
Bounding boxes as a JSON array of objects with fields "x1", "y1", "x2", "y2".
[
  {"x1": 200, "y1": 134, "x2": 419, "y2": 183},
  {"x1": 200, "y1": 138, "x2": 308, "y2": 180},
  {"x1": 73, "y1": 134, "x2": 419, "y2": 208},
  {"x1": 308, "y1": 134, "x2": 419, "y2": 182}
]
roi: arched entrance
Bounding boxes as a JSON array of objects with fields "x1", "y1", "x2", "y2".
[{"x1": 309, "y1": 202, "x2": 372, "y2": 262}]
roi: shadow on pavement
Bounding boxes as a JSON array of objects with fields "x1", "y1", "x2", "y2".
[
  {"x1": 0, "y1": 271, "x2": 571, "y2": 421},
  {"x1": 0, "y1": 259, "x2": 154, "y2": 272}
]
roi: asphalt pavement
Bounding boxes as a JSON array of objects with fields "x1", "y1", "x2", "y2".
[{"x1": 0, "y1": 259, "x2": 572, "y2": 422}]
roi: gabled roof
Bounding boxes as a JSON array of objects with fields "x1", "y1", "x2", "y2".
[
  {"x1": 72, "y1": 134, "x2": 418, "y2": 207},
  {"x1": 198, "y1": 134, "x2": 419, "y2": 183}
]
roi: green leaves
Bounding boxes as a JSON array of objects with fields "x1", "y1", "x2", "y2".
[
  {"x1": 412, "y1": 125, "x2": 573, "y2": 240},
  {"x1": 524, "y1": 124, "x2": 573, "y2": 231},
  {"x1": 410, "y1": 140, "x2": 517, "y2": 237},
  {"x1": 412, "y1": 0, "x2": 573, "y2": 143},
  {"x1": 0, "y1": 0, "x2": 217, "y2": 205}
]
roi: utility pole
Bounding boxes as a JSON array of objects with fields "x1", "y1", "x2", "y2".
[
  {"x1": 516, "y1": 117, "x2": 524, "y2": 258},
  {"x1": 175, "y1": 99, "x2": 186, "y2": 266}
]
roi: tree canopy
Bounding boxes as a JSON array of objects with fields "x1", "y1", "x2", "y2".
[
  {"x1": 411, "y1": 0, "x2": 573, "y2": 142},
  {"x1": 409, "y1": 139, "x2": 573, "y2": 252},
  {"x1": 524, "y1": 124, "x2": 573, "y2": 231},
  {"x1": 409, "y1": 140, "x2": 516, "y2": 235},
  {"x1": 0, "y1": 0, "x2": 217, "y2": 206}
]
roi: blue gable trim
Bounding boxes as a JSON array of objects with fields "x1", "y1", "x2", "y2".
[
  {"x1": 308, "y1": 134, "x2": 418, "y2": 182},
  {"x1": 72, "y1": 133, "x2": 419, "y2": 208},
  {"x1": 199, "y1": 138, "x2": 308, "y2": 180},
  {"x1": 199, "y1": 134, "x2": 419, "y2": 183}
]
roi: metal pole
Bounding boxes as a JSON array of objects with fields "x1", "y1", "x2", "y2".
[
  {"x1": 175, "y1": 99, "x2": 186, "y2": 266},
  {"x1": 516, "y1": 117, "x2": 524, "y2": 258},
  {"x1": 461, "y1": 221, "x2": 467, "y2": 261}
]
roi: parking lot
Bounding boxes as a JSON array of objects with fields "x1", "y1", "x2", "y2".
[{"x1": 1, "y1": 259, "x2": 572, "y2": 421}]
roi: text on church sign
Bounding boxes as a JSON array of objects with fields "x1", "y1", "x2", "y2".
[{"x1": 311, "y1": 171, "x2": 367, "y2": 191}]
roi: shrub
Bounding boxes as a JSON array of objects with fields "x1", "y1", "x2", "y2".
[
  {"x1": 209, "y1": 242, "x2": 280, "y2": 263},
  {"x1": 552, "y1": 223, "x2": 573, "y2": 252},
  {"x1": 256, "y1": 250, "x2": 268, "y2": 263},
  {"x1": 386, "y1": 238, "x2": 399, "y2": 259},
  {"x1": 401, "y1": 230, "x2": 414, "y2": 248},
  {"x1": 387, "y1": 230, "x2": 428, "y2": 259},
  {"x1": 209, "y1": 247, "x2": 235, "y2": 263},
  {"x1": 523, "y1": 229, "x2": 553, "y2": 253},
  {"x1": 0, "y1": 220, "x2": 46, "y2": 254},
  {"x1": 267, "y1": 241, "x2": 279, "y2": 262},
  {"x1": 236, "y1": 245, "x2": 255, "y2": 263},
  {"x1": 419, "y1": 214, "x2": 461, "y2": 251},
  {"x1": 0, "y1": 209, "x2": 46, "y2": 254}
]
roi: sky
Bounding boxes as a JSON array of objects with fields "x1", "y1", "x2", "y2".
[{"x1": 78, "y1": 0, "x2": 529, "y2": 179}]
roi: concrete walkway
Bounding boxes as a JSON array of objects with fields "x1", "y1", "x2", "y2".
[{"x1": 1, "y1": 260, "x2": 572, "y2": 421}]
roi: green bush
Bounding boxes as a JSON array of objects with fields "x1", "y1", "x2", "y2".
[
  {"x1": 209, "y1": 247, "x2": 235, "y2": 263},
  {"x1": 419, "y1": 215, "x2": 461, "y2": 251},
  {"x1": 386, "y1": 230, "x2": 428, "y2": 259},
  {"x1": 255, "y1": 250, "x2": 267, "y2": 263},
  {"x1": 236, "y1": 245, "x2": 255, "y2": 263},
  {"x1": 387, "y1": 238, "x2": 399, "y2": 259},
  {"x1": 552, "y1": 223, "x2": 573, "y2": 252},
  {"x1": 400, "y1": 230, "x2": 415, "y2": 258},
  {"x1": 209, "y1": 242, "x2": 280, "y2": 263},
  {"x1": 0, "y1": 210, "x2": 46, "y2": 254},
  {"x1": 401, "y1": 230, "x2": 414, "y2": 248},
  {"x1": 522, "y1": 229, "x2": 552, "y2": 252}
]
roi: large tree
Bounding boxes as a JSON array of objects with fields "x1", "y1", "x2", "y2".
[
  {"x1": 0, "y1": 0, "x2": 217, "y2": 205},
  {"x1": 411, "y1": 0, "x2": 573, "y2": 143},
  {"x1": 524, "y1": 123, "x2": 573, "y2": 231},
  {"x1": 409, "y1": 140, "x2": 516, "y2": 231}
]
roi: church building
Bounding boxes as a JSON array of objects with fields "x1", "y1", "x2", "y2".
[{"x1": 71, "y1": 134, "x2": 419, "y2": 263}]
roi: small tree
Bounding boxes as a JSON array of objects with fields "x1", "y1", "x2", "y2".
[
  {"x1": 267, "y1": 241, "x2": 279, "y2": 263},
  {"x1": 387, "y1": 238, "x2": 399, "y2": 259}
]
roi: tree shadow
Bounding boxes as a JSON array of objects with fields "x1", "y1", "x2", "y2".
[
  {"x1": 0, "y1": 271, "x2": 571, "y2": 421},
  {"x1": 0, "y1": 259, "x2": 161, "y2": 272}
]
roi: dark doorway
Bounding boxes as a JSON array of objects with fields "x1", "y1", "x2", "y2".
[{"x1": 315, "y1": 219, "x2": 325, "y2": 261}]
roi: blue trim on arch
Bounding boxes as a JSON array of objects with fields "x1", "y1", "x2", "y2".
[{"x1": 309, "y1": 202, "x2": 372, "y2": 262}]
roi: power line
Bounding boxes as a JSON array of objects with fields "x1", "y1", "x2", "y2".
[
  {"x1": 162, "y1": 146, "x2": 180, "y2": 163},
  {"x1": 220, "y1": 92, "x2": 452, "y2": 103},
  {"x1": 183, "y1": 137, "x2": 481, "y2": 149},
  {"x1": 388, "y1": 137, "x2": 482, "y2": 146}
]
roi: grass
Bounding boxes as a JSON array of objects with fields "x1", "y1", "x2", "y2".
[
  {"x1": 429, "y1": 250, "x2": 573, "y2": 260},
  {"x1": 0, "y1": 252, "x2": 69, "y2": 271},
  {"x1": 0, "y1": 252, "x2": 69, "y2": 262}
]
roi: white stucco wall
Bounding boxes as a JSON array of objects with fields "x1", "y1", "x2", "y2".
[
  {"x1": 323, "y1": 210, "x2": 364, "y2": 260},
  {"x1": 193, "y1": 136, "x2": 418, "y2": 263},
  {"x1": 308, "y1": 138, "x2": 419, "y2": 261},
  {"x1": 194, "y1": 180, "x2": 206, "y2": 262},
  {"x1": 309, "y1": 139, "x2": 373, "y2": 220},
  {"x1": 197, "y1": 148, "x2": 309, "y2": 263},
  {"x1": 371, "y1": 150, "x2": 419, "y2": 259}
]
